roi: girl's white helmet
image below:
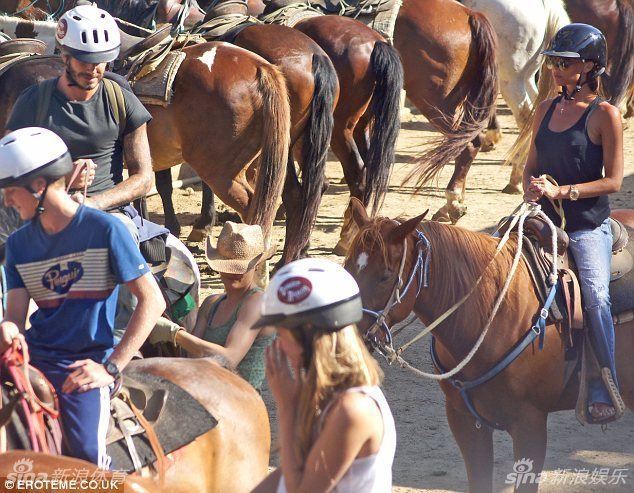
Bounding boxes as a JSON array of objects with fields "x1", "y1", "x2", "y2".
[
  {"x1": 254, "y1": 258, "x2": 363, "y2": 332},
  {"x1": 0, "y1": 128, "x2": 73, "y2": 188},
  {"x1": 56, "y1": 4, "x2": 120, "y2": 63}
]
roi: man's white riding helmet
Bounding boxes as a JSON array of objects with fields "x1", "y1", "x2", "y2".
[
  {"x1": 56, "y1": 4, "x2": 121, "y2": 63},
  {"x1": 0, "y1": 128, "x2": 73, "y2": 188},
  {"x1": 254, "y1": 258, "x2": 363, "y2": 332}
]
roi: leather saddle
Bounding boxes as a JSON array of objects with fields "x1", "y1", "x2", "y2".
[
  {"x1": 0, "y1": 38, "x2": 47, "y2": 57},
  {"x1": 156, "y1": 0, "x2": 206, "y2": 27},
  {"x1": 498, "y1": 214, "x2": 634, "y2": 331},
  {"x1": 118, "y1": 24, "x2": 173, "y2": 62},
  {"x1": 106, "y1": 371, "x2": 217, "y2": 473},
  {"x1": 204, "y1": 0, "x2": 250, "y2": 19}
]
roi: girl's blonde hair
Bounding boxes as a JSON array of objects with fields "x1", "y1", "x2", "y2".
[{"x1": 294, "y1": 324, "x2": 383, "y2": 463}]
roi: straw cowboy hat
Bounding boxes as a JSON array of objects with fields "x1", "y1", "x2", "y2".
[{"x1": 205, "y1": 222, "x2": 275, "y2": 274}]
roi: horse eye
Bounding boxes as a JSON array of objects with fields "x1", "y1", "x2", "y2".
[{"x1": 379, "y1": 271, "x2": 393, "y2": 283}]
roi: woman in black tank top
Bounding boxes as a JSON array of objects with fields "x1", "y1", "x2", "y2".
[{"x1": 522, "y1": 24, "x2": 624, "y2": 424}]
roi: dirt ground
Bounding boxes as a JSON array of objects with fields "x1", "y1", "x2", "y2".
[{"x1": 145, "y1": 99, "x2": 634, "y2": 492}]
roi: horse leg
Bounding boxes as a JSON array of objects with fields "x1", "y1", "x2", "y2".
[
  {"x1": 503, "y1": 158, "x2": 525, "y2": 195},
  {"x1": 431, "y1": 140, "x2": 479, "y2": 224},
  {"x1": 331, "y1": 116, "x2": 366, "y2": 256},
  {"x1": 188, "y1": 182, "x2": 217, "y2": 243},
  {"x1": 615, "y1": 321, "x2": 634, "y2": 410},
  {"x1": 155, "y1": 168, "x2": 181, "y2": 236},
  {"x1": 445, "y1": 402, "x2": 494, "y2": 493},
  {"x1": 507, "y1": 408, "x2": 548, "y2": 493}
]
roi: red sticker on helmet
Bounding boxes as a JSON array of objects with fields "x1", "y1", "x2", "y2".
[
  {"x1": 56, "y1": 19, "x2": 67, "y2": 39},
  {"x1": 278, "y1": 277, "x2": 312, "y2": 304}
]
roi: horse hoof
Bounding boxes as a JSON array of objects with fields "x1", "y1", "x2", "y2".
[
  {"x1": 501, "y1": 184, "x2": 522, "y2": 195},
  {"x1": 187, "y1": 228, "x2": 208, "y2": 243}
]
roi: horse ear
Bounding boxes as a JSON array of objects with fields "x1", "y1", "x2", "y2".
[
  {"x1": 349, "y1": 197, "x2": 370, "y2": 228},
  {"x1": 389, "y1": 210, "x2": 428, "y2": 244}
]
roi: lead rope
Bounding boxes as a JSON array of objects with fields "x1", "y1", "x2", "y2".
[{"x1": 387, "y1": 201, "x2": 560, "y2": 380}]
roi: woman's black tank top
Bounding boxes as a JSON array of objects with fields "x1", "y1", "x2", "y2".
[{"x1": 535, "y1": 95, "x2": 609, "y2": 232}]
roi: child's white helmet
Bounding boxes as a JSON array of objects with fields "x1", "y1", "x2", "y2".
[
  {"x1": 255, "y1": 258, "x2": 363, "y2": 332},
  {"x1": 0, "y1": 128, "x2": 72, "y2": 188}
]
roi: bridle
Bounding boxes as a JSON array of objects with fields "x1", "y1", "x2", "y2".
[
  {"x1": 2, "y1": 0, "x2": 66, "y2": 19},
  {"x1": 361, "y1": 225, "x2": 430, "y2": 358}
]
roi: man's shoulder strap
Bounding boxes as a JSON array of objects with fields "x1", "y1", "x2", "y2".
[
  {"x1": 35, "y1": 77, "x2": 127, "y2": 138},
  {"x1": 35, "y1": 78, "x2": 59, "y2": 126},
  {"x1": 102, "y1": 77, "x2": 127, "y2": 138}
]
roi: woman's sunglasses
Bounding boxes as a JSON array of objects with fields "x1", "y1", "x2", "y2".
[{"x1": 545, "y1": 57, "x2": 583, "y2": 70}]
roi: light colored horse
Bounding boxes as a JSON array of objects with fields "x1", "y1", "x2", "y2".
[
  {"x1": 461, "y1": 0, "x2": 570, "y2": 128},
  {"x1": 0, "y1": 15, "x2": 55, "y2": 52}
]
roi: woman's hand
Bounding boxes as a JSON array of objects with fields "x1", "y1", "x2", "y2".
[
  {"x1": 529, "y1": 175, "x2": 560, "y2": 200},
  {"x1": 266, "y1": 340, "x2": 302, "y2": 410}
]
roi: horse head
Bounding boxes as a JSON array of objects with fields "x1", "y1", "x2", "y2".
[{"x1": 343, "y1": 198, "x2": 427, "y2": 353}]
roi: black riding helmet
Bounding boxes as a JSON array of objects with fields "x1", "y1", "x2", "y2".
[{"x1": 542, "y1": 23, "x2": 607, "y2": 99}]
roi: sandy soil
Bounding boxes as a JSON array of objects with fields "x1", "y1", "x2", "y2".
[{"x1": 145, "y1": 99, "x2": 634, "y2": 492}]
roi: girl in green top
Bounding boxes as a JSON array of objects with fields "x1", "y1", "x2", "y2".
[{"x1": 148, "y1": 222, "x2": 275, "y2": 391}]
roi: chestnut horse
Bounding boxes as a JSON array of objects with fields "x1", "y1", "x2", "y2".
[
  {"x1": 159, "y1": 17, "x2": 339, "y2": 263},
  {"x1": 1, "y1": 357, "x2": 270, "y2": 492},
  {"x1": 255, "y1": 0, "x2": 497, "y2": 227},
  {"x1": 0, "y1": 37, "x2": 292, "y2": 262},
  {"x1": 344, "y1": 198, "x2": 634, "y2": 493}
]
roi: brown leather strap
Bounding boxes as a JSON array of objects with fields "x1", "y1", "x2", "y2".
[
  {"x1": 561, "y1": 268, "x2": 583, "y2": 330},
  {"x1": 122, "y1": 393, "x2": 166, "y2": 482},
  {"x1": 65, "y1": 160, "x2": 89, "y2": 198}
]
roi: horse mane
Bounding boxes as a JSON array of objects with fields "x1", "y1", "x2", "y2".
[
  {"x1": 352, "y1": 217, "x2": 527, "y2": 332},
  {"x1": 419, "y1": 221, "x2": 527, "y2": 331}
]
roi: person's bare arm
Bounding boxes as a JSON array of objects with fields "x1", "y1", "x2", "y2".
[
  {"x1": 61, "y1": 272, "x2": 165, "y2": 394},
  {"x1": 522, "y1": 100, "x2": 550, "y2": 202},
  {"x1": 109, "y1": 272, "x2": 165, "y2": 369},
  {"x1": 176, "y1": 292, "x2": 263, "y2": 367},
  {"x1": 86, "y1": 124, "x2": 153, "y2": 211},
  {"x1": 0, "y1": 288, "x2": 30, "y2": 351}
]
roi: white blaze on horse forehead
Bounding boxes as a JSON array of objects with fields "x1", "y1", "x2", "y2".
[
  {"x1": 356, "y1": 252, "x2": 369, "y2": 272},
  {"x1": 197, "y1": 47, "x2": 217, "y2": 72}
]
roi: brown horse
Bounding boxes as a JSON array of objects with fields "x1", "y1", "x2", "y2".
[
  {"x1": 343, "y1": 198, "x2": 634, "y2": 493},
  {"x1": 256, "y1": 0, "x2": 497, "y2": 227},
  {"x1": 158, "y1": 18, "x2": 339, "y2": 264},
  {"x1": 0, "y1": 40, "x2": 292, "y2": 263},
  {"x1": 288, "y1": 15, "x2": 404, "y2": 254},
  {"x1": 1, "y1": 357, "x2": 270, "y2": 492}
]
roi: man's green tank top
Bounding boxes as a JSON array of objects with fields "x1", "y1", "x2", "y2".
[{"x1": 203, "y1": 287, "x2": 274, "y2": 391}]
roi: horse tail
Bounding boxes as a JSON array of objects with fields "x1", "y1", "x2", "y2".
[
  {"x1": 364, "y1": 41, "x2": 403, "y2": 215},
  {"x1": 603, "y1": 1, "x2": 634, "y2": 109},
  {"x1": 502, "y1": 2, "x2": 566, "y2": 171},
  {"x1": 291, "y1": 53, "x2": 337, "y2": 253},
  {"x1": 248, "y1": 63, "x2": 291, "y2": 238},
  {"x1": 405, "y1": 11, "x2": 498, "y2": 189}
]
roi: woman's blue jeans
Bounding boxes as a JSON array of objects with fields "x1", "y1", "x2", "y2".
[{"x1": 568, "y1": 218, "x2": 618, "y2": 405}]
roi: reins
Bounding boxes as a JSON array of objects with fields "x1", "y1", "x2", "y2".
[
  {"x1": 1, "y1": 340, "x2": 62, "y2": 453},
  {"x1": 364, "y1": 202, "x2": 560, "y2": 381}
]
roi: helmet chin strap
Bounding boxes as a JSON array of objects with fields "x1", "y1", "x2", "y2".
[
  {"x1": 25, "y1": 183, "x2": 49, "y2": 220},
  {"x1": 561, "y1": 63, "x2": 601, "y2": 101}
]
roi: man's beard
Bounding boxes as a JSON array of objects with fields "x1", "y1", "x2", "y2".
[{"x1": 65, "y1": 61, "x2": 102, "y2": 90}]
